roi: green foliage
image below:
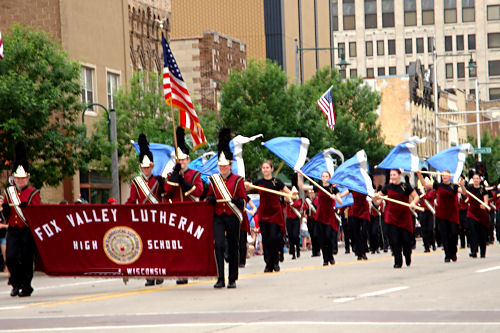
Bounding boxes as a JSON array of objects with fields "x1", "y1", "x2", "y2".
[
  {"x1": 0, "y1": 25, "x2": 88, "y2": 188},
  {"x1": 465, "y1": 132, "x2": 500, "y2": 183}
]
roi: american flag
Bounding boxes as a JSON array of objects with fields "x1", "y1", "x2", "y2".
[
  {"x1": 316, "y1": 86, "x2": 335, "y2": 130},
  {"x1": 162, "y1": 35, "x2": 207, "y2": 149},
  {"x1": 0, "y1": 32, "x2": 3, "y2": 59}
]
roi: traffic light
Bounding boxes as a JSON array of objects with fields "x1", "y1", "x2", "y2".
[{"x1": 475, "y1": 161, "x2": 487, "y2": 177}]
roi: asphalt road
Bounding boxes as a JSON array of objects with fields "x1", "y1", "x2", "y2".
[{"x1": 1, "y1": 242, "x2": 500, "y2": 332}]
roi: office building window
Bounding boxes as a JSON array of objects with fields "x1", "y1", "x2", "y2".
[
  {"x1": 350, "y1": 68, "x2": 358, "y2": 78},
  {"x1": 416, "y1": 38, "x2": 424, "y2": 53},
  {"x1": 488, "y1": 5, "x2": 500, "y2": 20},
  {"x1": 469, "y1": 89, "x2": 475, "y2": 97},
  {"x1": 378, "y1": 67, "x2": 385, "y2": 76},
  {"x1": 468, "y1": 34, "x2": 476, "y2": 50},
  {"x1": 389, "y1": 66, "x2": 396, "y2": 75},
  {"x1": 106, "y1": 72, "x2": 119, "y2": 109},
  {"x1": 428, "y1": 37, "x2": 434, "y2": 53},
  {"x1": 490, "y1": 88, "x2": 500, "y2": 100},
  {"x1": 81, "y1": 67, "x2": 94, "y2": 109},
  {"x1": 79, "y1": 171, "x2": 112, "y2": 204},
  {"x1": 404, "y1": 0, "x2": 417, "y2": 26},
  {"x1": 343, "y1": 0, "x2": 355, "y2": 30},
  {"x1": 405, "y1": 38, "x2": 412, "y2": 54},
  {"x1": 349, "y1": 42, "x2": 357, "y2": 57},
  {"x1": 340, "y1": 69, "x2": 346, "y2": 79},
  {"x1": 456, "y1": 35, "x2": 464, "y2": 51},
  {"x1": 488, "y1": 33, "x2": 500, "y2": 48},
  {"x1": 422, "y1": 0, "x2": 434, "y2": 25},
  {"x1": 366, "y1": 67, "x2": 374, "y2": 77},
  {"x1": 488, "y1": 60, "x2": 500, "y2": 76},
  {"x1": 338, "y1": 43, "x2": 345, "y2": 57},
  {"x1": 377, "y1": 40, "x2": 384, "y2": 55},
  {"x1": 406, "y1": 65, "x2": 409, "y2": 74},
  {"x1": 366, "y1": 41, "x2": 373, "y2": 56},
  {"x1": 388, "y1": 39, "x2": 396, "y2": 55},
  {"x1": 446, "y1": 63, "x2": 453, "y2": 78},
  {"x1": 445, "y1": 36, "x2": 452, "y2": 51},
  {"x1": 332, "y1": 0, "x2": 338, "y2": 31},
  {"x1": 382, "y1": 0, "x2": 394, "y2": 27},
  {"x1": 365, "y1": 0, "x2": 377, "y2": 28},
  {"x1": 469, "y1": 64, "x2": 476, "y2": 78},
  {"x1": 457, "y1": 62, "x2": 465, "y2": 78},
  {"x1": 462, "y1": 0, "x2": 475, "y2": 22},
  {"x1": 444, "y1": 0, "x2": 457, "y2": 23}
]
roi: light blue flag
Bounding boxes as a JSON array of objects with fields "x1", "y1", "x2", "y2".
[
  {"x1": 262, "y1": 137, "x2": 310, "y2": 171},
  {"x1": 189, "y1": 152, "x2": 216, "y2": 184},
  {"x1": 132, "y1": 141, "x2": 175, "y2": 177},
  {"x1": 301, "y1": 148, "x2": 344, "y2": 181},
  {"x1": 376, "y1": 136, "x2": 426, "y2": 172},
  {"x1": 246, "y1": 196, "x2": 260, "y2": 226},
  {"x1": 200, "y1": 134, "x2": 263, "y2": 178},
  {"x1": 426, "y1": 143, "x2": 471, "y2": 181},
  {"x1": 335, "y1": 185, "x2": 354, "y2": 208},
  {"x1": 330, "y1": 150, "x2": 375, "y2": 196}
]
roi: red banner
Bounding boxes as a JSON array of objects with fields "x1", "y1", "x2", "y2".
[{"x1": 22, "y1": 203, "x2": 216, "y2": 277}]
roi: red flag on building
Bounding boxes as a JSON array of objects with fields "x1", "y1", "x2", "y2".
[
  {"x1": 0, "y1": 32, "x2": 4, "y2": 59},
  {"x1": 317, "y1": 86, "x2": 336, "y2": 130},
  {"x1": 162, "y1": 35, "x2": 207, "y2": 149}
]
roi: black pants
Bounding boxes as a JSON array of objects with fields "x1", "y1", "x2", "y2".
[
  {"x1": 387, "y1": 223, "x2": 412, "y2": 267},
  {"x1": 239, "y1": 229, "x2": 247, "y2": 266},
  {"x1": 213, "y1": 214, "x2": 240, "y2": 282},
  {"x1": 369, "y1": 215, "x2": 381, "y2": 252},
  {"x1": 489, "y1": 211, "x2": 496, "y2": 243},
  {"x1": 315, "y1": 222, "x2": 336, "y2": 263},
  {"x1": 343, "y1": 217, "x2": 352, "y2": 253},
  {"x1": 420, "y1": 210, "x2": 435, "y2": 251},
  {"x1": 6, "y1": 226, "x2": 35, "y2": 290},
  {"x1": 437, "y1": 218, "x2": 459, "y2": 260},
  {"x1": 380, "y1": 217, "x2": 389, "y2": 251},
  {"x1": 351, "y1": 217, "x2": 369, "y2": 257},
  {"x1": 260, "y1": 221, "x2": 282, "y2": 269},
  {"x1": 286, "y1": 218, "x2": 300, "y2": 256},
  {"x1": 308, "y1": 218, "x2": 321, "y2": 256},
  {"x1": 469, "y1": 217, "x2": 488, "y2": 257},
  {"x1": 459, "y1": 210, "x2": 469, "y2": 248}
]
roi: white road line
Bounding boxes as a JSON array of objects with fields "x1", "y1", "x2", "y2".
[
  {"x1": 476, "y1": 266, "x2": 500, "y2": 273},
  {"x1": 3, "y1": 321, "x2": 500, "y2": 331},
  {"x1": 0, "y1": 279, "x2": 119, "y2": 293},
  {"x1": 333, "y1": 297, "x2": 356, "y2": 303},
  {"x1": 333, "y1": 286, "x2": 408, "y2": 303},
  {"x1": 0, "y1": 306, "x2": 25, "y2": 311}
]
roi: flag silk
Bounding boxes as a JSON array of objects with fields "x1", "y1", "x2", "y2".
[
  {"x1": 0, "y1": 31, "x2": 3, "y2": 59},
  {"x1": 301, "y1": 148, "x2": 344, "y2": 181},
  {"x1": 330, "y1": 150, "x2": 375, "y2": 196},
  {"x1": 162, "y1": 35, "x2": 207, "y2": 149},
  {"x1": 376, "y1": 136, "x2": 426, "y2": 172},
  {"x1": 426, "y1": 143, "x2": 471, "y2": 181},
  {"x1": 317, "y1": 86, "x2": 335, "y2": 130},
  {"x1": 335, "y1": 185, "x2": 354, "y2": 208},
  {"x1": 263, "y1": 137, "x2": 310, "y2": 171},
  {"x1": 132, "y1": 141, "x2": 176, "y2": 178}
]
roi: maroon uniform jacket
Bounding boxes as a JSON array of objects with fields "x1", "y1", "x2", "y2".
[
  {"x1": 207, "y1": 173, "x2": 246, "y2": 217},
  {"x1": 315, "y1": 185, "x2": 339, "y2": 231},
  {"x1": 421, "y1": 189, "x2": 436, "y2": 213},
  {"x1": 433, "y1": 182, "x2": 459, "y2": 224},
  {"x1": 164, "y1": 169, "x2": 203, "y2": 202},
  {"x1": 5, "y1": 185, "x2": 41, "y2": 228},
  {"x1": 286, "y1": 198, "x2": 304, "y2": 220},
  {"x1": 466, "y1": 185, "x2": 489, "y2": 228},
  {"x1": 382, "y1": 183, "x2": 414, "y2": 232},
  {"x1": 253, "y1": 178, "x2": 285, "y2": 227},
  {"x1": 126, "y1": 175, "x2": 162, "y2": 204},
  {"x1": 350, "y1": 190, "x2": 370, "y2": 222}
]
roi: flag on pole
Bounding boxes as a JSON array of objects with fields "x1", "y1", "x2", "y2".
[
  {"x1": 161, "y1": 35, "x2": 207, "y2": 149},
  {"x1": 301, "y1": 148, "x2": 344, "y2": 181},
  {"x1": 317, "y1": 86, "x2": 335, "y2": 130},
  {"x1": 426, "y1": 143, "x2": 471, "y2": 181},
  {"x1": 335, "y1": 185, "x2": 354, "y2": 208},
  {"x1": 376, "y1": 137, "x2": 426, "y2": 172},
  {"x1": 0, "y1": 32, "x2": 4, "y2": 59},
  {"x1": 262, "y1": 137, "x2": 310, "y2": 171},
  {"x1": 330, "y1": 150, "x2": 375, "y2": 196}
]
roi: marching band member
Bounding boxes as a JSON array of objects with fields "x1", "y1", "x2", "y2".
[
  {"x1": 376, "y1": 169, "x2": 419, "y2": 268},
  {"x1": 417, "y1": 170, "x2": 460, "y2": 263},
  {"x1": 206, "y1": 128, "x2": 246, "y2": 289},
  {"x1": 286, "y1": 188, "x2": 304, "y2": 260},
  {"x1": 126, "y1": 134, "x2": 164, "y2": 286},
  {"x1": 305, "y1": 190, "x2": 321, "y2": 257},
  {"x1": 2, "y1": 142, "x2": 41, "y2": 297},
  {"x1": 458, "y1": 176, "x2": 470, "y2": 249},
  {"x1": 164, "y1": 127, "x2": 204, "y2": 285},
  {"x1": 314, "y1": 171, "x2": 343, "y2": 266},
  {"x1": 460, "y1": 173, "x2": 489, "y2": 258},
  {"x1": 419, "y1": 183, "x2": 436, "y2": 253},
  {"x1": 350, "y1": 190, "x2": 370, "y2": 260},
  {"x1": 240, "y1": 196, "x2": 257, "y2": 268}
]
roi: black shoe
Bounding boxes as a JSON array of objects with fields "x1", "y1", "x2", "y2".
[
  {"x1": 329, "y1": 258, "x2": 335, "y2": 265},
  {"x1": 444, "y1": 258, "x2": 451, "y2": 263},
  {"x1": 10, "y1": 288, "x2": 19, "y2": 297},
  {"x1": 424, "y1": 248, "x2": 430, "y2": 253},
  {"x1": 312, "y1": 252, "x2": 321, "y2": 257},
  {"x1": 480, "y1": 254, "x2": 486, "y2": 258},
  {"x1": 451, "y1": 255, "x2": 457, "y2": 262},
  {"x1": 239, "y1": 263, "x2": 246, "y2": 268},
  {"x1": 405, "y1": 256, "x2": 411, "y2": 267},
  {"x1": 19, "y1": 287, "x2": 33, "y2": 297},
  {"x1": 333, "y1": 249, "x2": 338, "y2": 255},
  {"x1": 297, "y1": 248, "x2": 301, "y2": 258},
  {"x1": 213, "y1": 279, "x2": 225, "y2": 288},
  {"x1": 264, "y1": 266, "x2": 273, "y2": 273},
  {"x1": 362, "y1": 254, "x2": 368, "y2": 260},
  {"x1": 469, "y1": 253, "x2": 477, "y2": 258},
  {"x1": 323, "y1": 261, "x2": 329, "y2": 266},
  {"x1": 279, "y1": 252, "x2": 284, "y2": 262},
  {"x1": 273, "y1": 264, "x2": 280, "y2": 272},
  {"x1": 393, "y1": 264, "x2": 402, "y2": 269},
  {"x1": 176, "y1": 279, "x2": 188, "y2": 285},
  {"x1": 292, "y1": 254, "x2": 296, "y2": 260},
  {"x1": 432, "y1": 245, "x2": 436, "y2": 251},
  {"x1": 145, "y1": 279, "x2": 155, "y2": 286},
  {"x1": 227, "y1": 281, "x2": 236, "y2": 289},
  {"x1": 345, "y1": 249, "x2": 350, "y2": 254},
  {"x1": 357, "y1": 256, "x2": 363, "y2": 261},
  {"x1": 383, "y1": 248, "x2": 388, "y2": 253},
  {"x1": 155, "y1": 279, "x2": 164, "y2": 285}
]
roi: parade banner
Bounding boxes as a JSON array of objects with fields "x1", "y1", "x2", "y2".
[{"x1": 22, "y1": 203, "x2": 217, "y2": 277}]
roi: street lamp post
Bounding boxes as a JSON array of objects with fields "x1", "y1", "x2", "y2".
[
  {"x1": 82, "y1": 103, "x2": 120, "y2": 203},
  {"x1": 294, "y1": 41, "x2": 350, "y2": 85}
]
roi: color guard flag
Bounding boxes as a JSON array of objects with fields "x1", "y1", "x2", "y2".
[
  {"x1": 426, "y1": 143, "x2": 471, "y2": 181},
  {"x1": 0, "y1": 32, "x2": 4, "y2": 59},
  {"x1": 335, "y1": 185, "x2": 354, "y2": 208},
  {"x1": 263, "y1": 137, "x2": 310, "y2": 171},
  {"x1": 162, "y1": 35, "x2": 207, "y2": 149},
  {"x1": 376, "y1": 136, "x2": 426, "y2": 172},
  {"x1": 317, "y1": 86, "x2": 335, "y2": 130},
  {"x1": 330, "y1": 150, "x2": 375, "y2": 196},
  {"x1": 132, "y1": 141, "x2": 175, "y2": 177},
  {"x1": 301, "y1": 148, "x2": 344, "y2": 181}
]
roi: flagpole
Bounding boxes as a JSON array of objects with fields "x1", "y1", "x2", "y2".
[
  {"x1": 247, "y1": 184, "x2": 296, "y2": 199},
  {"x1": 274, "y1": 161, "x2": 285, "y2": 177},
  {"x1": 169, "y1": 103, "x2": 183, "y2": 202},
  {"x1": 298, "y1": 170, "x2": 337, "y2": 200},
  {"x1": 465, "y1": 189, "x2": 491, "y2": 211},
  {"x1": 379, "y1": 195, "x2": 424, "y2": 212}
]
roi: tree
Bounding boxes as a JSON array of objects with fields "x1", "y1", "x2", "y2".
[
  {"x1": 0, "y1": 25, "x2": 88, "y2": 188},
  {"x1": 465, "y1": 132, "x2": 500, "y2": 182}
]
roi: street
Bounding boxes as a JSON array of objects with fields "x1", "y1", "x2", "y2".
[{"x1": 1, "y1": 242, "x2": 500, "y2": 332}]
